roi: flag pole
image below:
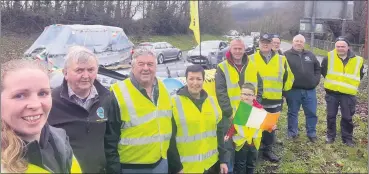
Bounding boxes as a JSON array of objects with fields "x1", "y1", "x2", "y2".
[{"x1": 198, "y1": 0, "x2": 201, "y2": 58}]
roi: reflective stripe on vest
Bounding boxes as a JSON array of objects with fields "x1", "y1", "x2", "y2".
[
  {"x1": 120, "y1": 133, "x2": 172, "y2": 145},
  {"x1": 180, "y1": 149, "x2": 218, "y2": 163},
  {"x1": 115, "y1": 81, "x2": 172, "y2": 129},
  {"x1": 174, "y1": 96, "x2": 219, "y2": 141}
]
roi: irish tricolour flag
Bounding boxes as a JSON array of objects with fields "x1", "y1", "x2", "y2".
[{"x1": 233, "y1": 101, "x2": 280, "y2": 132}]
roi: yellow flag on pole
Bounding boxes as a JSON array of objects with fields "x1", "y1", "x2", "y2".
[{"x1": 189, "y1": 1, "x2": 200, "y2": 44}]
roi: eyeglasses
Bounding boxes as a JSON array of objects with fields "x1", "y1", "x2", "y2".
[{"x1": 241, "y1": 93, "x2": 254, "y2": 97}]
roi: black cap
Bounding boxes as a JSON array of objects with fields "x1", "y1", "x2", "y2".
[
  {"x1": 260, "y1": 33, "x2": 272, "y2": 42},
  {"x1": 335, "y1": 36, "x2": 350, "y2": 46}
]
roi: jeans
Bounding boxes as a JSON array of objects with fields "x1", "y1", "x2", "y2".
[
  {"x1": 325, "y1": 92, "x2": 357, "y2": 142},
  {"x1": 121, "y1": 159, "x2": 168, "y2": 173},
  {"x1": 285, "y1": 88, "x2": 318, "y2": 138}
]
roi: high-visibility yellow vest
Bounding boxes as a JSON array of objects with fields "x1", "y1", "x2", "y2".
[
  {"x1": 250, "y1": 51, "x2": 294, "y2": 100},
  {"x1": 233, "y1": 126, "x2": 263, "y2": 151},
  {"x1": 26, "y1": 155, "x2": 82, "y2": 173},
  {"x1": 217, "y1": 60, "x2": 259, "y2": 116},
  {"x1": 324, "y1": 50, "x2": 363, "y2": 95},
  {"x1": 172, "y1": 95, "x2": 222, "y2": 173},
  {"x1": 110, "y1": 79, "x2": 172, "y2": 164}
]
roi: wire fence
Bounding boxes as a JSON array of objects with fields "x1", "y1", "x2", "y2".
[{"x1": 306, "y1": 38, "x2": 365, "y2": 57}]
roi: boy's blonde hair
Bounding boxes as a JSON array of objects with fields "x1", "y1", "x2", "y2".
[{"x1": 241, "y1": 83, "x2": 256, "y2": 94}]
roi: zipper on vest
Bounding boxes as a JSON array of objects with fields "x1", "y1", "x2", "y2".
[{"x1": 155, "y1": 104, "x2": 163, "y2": 154}]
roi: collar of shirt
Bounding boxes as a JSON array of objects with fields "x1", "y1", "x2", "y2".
[
  {"x1": 67, "y1": 84, "x2": 98, "y2": 102},
  {"x1": 129, "y1": 72, "x2": 159, "y2": 105}
]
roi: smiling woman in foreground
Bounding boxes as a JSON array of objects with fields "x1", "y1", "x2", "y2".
[{"x1": 1, "y1": 59, "x2": 82, "y2": 173}]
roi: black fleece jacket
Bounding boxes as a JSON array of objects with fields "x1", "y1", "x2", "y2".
[
  {"x1": 48, "y1": 80, "x2": 109, "y2": 173},
  {"x1": 103, "y1": 76, "x2": 182, "y2": 174},
  {"x1": 284, "y1": 48, "x2": 321, "y2": 89},
  {"x1": 321, "y1": 49, "x2": 365, "y2": 95}
]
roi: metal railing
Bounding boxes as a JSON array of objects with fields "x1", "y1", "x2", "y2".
[{"x1": 306, "y1": 38, "x2": 365, "y2": 57}]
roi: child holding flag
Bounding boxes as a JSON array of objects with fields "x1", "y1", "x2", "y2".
[{"x1": 224, "y1": 83, "x2": 278, "y2": 174}]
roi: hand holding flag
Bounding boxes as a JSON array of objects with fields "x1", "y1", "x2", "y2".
[{"x1": 233, "y1": 101, "x2": 280, "y2": 133}]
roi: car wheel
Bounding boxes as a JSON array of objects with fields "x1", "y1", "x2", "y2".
[
  {"x1": 158, "y1": 54, "x2": 164, "y2": 64},
  {"x1": 177, "y1": 51, "x2": 182, "y2": 60}
]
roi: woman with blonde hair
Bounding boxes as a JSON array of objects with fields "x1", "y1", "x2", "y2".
[{"x1": 1, "y1": 59, "x2": 82, "y2": 173}]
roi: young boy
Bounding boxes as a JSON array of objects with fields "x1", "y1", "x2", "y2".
[{"x1": 224, "y1": 83, "x2": 267, "y2": 174}]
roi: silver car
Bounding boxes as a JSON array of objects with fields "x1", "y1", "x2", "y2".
[{"x1": 134, "y1": 42, "x2": 182, "y2": 64}]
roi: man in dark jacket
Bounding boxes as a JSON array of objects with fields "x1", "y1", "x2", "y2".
[
  {"x1": 48, "y1": 46, "x2": 110, "y2": 173},
  {"x1": 321, "y1": 37, "x2": 365, "y2": 147},
  {"x1": 284, "y1": 34, "x2": 321, "y2": 143},
  {"x1": 215, "y1": 38, "x2": 263, "y2": 172}
]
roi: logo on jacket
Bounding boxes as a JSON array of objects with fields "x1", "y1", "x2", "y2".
[
  {"x1": 304, "y1": 56, "x2": 311, "y2": 61},
  {"x1": 96, "y1": 107, "x2": 105, "y2": 119}
]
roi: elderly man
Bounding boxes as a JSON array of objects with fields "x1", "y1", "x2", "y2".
[
  {"x1": 103, "y1": 49, "x2": 182, "y2": 173},
  {"x1": 271, "y1": 34, "x2": 284, "y2": 55},
  {"x1": 284, "y1": 34, "x2": 321, "y2": 142},
  {"x1": 215, "y1": 38, "x2": 263, "y2": 172},
  {"x1": 48, "y1": 46, "x2": 109, "y2": 173},
  {"x1": 321, "y1": 37, "x2": 365, "y2": 147},
  {"x1": 249, "y1": 33, "x2": 294, "y2": 163}
]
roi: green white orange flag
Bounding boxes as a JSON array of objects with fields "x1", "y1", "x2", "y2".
[{"x1": 233, "y1": 101, "x2": 280, "y2": 132}]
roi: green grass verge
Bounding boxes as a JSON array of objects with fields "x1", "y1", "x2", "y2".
[
  {"x1": 255, "y1": 82, "x2": 368, "y2": 173},
  {"x1": 282, "y1": 39, "x2": 328, "y2": 56},
  {"x1": 130, "y1": 34, "x2": 227, "y2": 51}
]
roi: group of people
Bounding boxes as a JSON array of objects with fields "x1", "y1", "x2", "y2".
[{"x1": 1, "y1": 32, "x2": 364, "y2": 174}]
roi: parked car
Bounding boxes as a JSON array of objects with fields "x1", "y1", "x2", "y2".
[
  {"x1": 186, "y1": 40, "x2": 229, "y2": 68},
  {"x1": 243, "y1": 36, "x2": 256, "y2": 55},
  {"x1": 132, "y1": 42, "x2": 182, "y2": 64},
  {"x1": 24, "y1": 24, "x2": 134, "y2": 70}
]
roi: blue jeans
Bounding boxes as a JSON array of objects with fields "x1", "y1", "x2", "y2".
[{"x1": 285, "y1": 88, "x2": 317, "y2": 138}]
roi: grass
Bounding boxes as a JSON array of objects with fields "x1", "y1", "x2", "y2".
[
  {"x1": 282, "y1": 39, "x2": 328, "y2": 57},
  {"x1": 255, "y1": 81, "x2": 368, "y2": 173},
  {"x1": 130, "y1": 34, "x2": 227, "y2": 51}
]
